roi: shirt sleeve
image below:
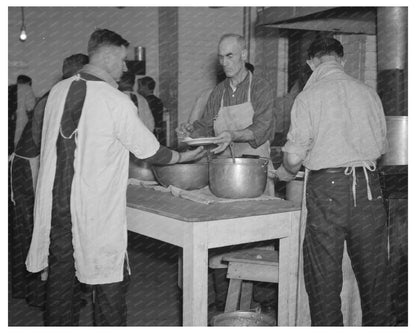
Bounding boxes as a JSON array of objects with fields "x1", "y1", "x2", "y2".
[
  {"x1": 24, "y1": 86, "x2": 36, "y2": 112},
  {"x1": 137, "y1": 94, "x2": 155, "y2": 132},
  {"x1": 192, "y1": 87, "x2": 220, "y2": 137},
  {"x1": 114, "y1": 97, "x2": 160, "y2": 160},
  {"x1": 282, "y1": 95, "x2": 312, "y2": 160},
  {"x1": 246, "y1": 79, "x2": 275, "y2": 147}
]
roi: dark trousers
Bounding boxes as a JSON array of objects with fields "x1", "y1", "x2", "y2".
[
  {"x1": 11, "y1": 157, "x2": 46, "y2": 307},
  {"x1": 46, "y1": 206, "x2": 129, "y2": 326},
  {"x1": 45, "y1": 232, "x2": 130, "y2": 326},
  {"x1": 303, "y1": 169, "x2": 390, "y2": 326}
]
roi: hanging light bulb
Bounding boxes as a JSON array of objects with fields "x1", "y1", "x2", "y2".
[{"x1": 19, "y1": 7, "x2": 27, "y2": 42}]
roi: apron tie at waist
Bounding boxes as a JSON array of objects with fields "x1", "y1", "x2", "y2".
[
  {"x1": 9, "y1": 152, "x2": 39, "y2": 205},
  {"x1": 344, "y1": 161, "x2": 376, "y2": 207},
  {"x1": 9, "y1": 153, "x2": 16, "y2": 205}
]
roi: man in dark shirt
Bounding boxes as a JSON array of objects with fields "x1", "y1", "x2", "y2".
[
  {"x1": 137, "y1": 76, "x2": 165, "y2": 144},
  {"x1": 10, "y1": 53, "x2": 88, "y2": 309}
]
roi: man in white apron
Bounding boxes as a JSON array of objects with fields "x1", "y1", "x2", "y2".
[
  {"x1": 177, "y1": 33, "x2": 276, "y2": 311},
  {"x1": 178, "y1": 34, "x2": 276, "y2": 195}
]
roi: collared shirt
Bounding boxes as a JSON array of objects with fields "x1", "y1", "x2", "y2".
[
  {"x1": 193, "y1": 73, "x2": 275, "y2": 147},
  {"x1": 282, "y1": 60, "x2": 387, "y2": 170},
  {"x1": 123, "y1": 90, "x2": 155, "y2": 132},
  {"x1": 26, "y1": 64, "x2": 160, "y2": 284},
  {"x1": 144, "y1": 94, "x2": 164, "y2": 129}
]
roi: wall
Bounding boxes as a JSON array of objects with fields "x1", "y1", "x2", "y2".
[
  {"x1": 177, "y1": 7, "x2": 246, "y2": 125},
  {"x1": 8, "y1": 7, "x2": 159, "y2": 97}
]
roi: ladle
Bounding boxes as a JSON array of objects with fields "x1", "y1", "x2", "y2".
[{"x1": 229, "y1": 143, "x2": 236, "y2": 164}]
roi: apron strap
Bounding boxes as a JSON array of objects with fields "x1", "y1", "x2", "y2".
[{"x1": 218, "y1": 71, "x2": 252, "y2": 115}]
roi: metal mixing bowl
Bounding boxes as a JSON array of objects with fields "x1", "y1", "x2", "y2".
[
  {"x1": 152, "y1": 162, "x2": 209, "y2": 190},
  {"x1": 129, "y1": 156, "x2": 155, "y2": 181}
]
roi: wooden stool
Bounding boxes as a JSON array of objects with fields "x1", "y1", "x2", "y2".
[{"x1": 222, "y1": 249, "x2": 279, "y2": 313}]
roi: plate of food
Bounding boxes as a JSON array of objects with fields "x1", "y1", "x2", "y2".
[{"x1": 182, "y1": 136, "x2": 220, "y2": 146}]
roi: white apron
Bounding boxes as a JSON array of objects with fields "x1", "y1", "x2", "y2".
[{"x1": 213, "y1": 72, "x2": 275, "y2": 196}]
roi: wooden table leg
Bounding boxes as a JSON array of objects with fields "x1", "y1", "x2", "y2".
[
  {"x1": 182, "y1": 222, "x2": 208, "y2": 326},
  {"x1": 278, "y1": 211, "x2": 301, "y2": 326}
]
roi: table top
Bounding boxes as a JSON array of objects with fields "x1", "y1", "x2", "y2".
[{"x1": 127, "y1": 185, "x2": 300, "y2": 222}]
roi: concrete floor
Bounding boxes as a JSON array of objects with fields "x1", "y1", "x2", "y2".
[{"x1": 8, "y1": 232, "x2": 229, "y2": 326}]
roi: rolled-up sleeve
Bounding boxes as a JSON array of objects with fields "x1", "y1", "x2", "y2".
[
  {"x1": 282, "y1": 96, "x2": 312, "y2": 160},
  {"x1": 247, "y1": 80, "x2": 275, "y2": 148},
  {"x1": 192, "y1": 87, "x2": 221, "y2": 138}
]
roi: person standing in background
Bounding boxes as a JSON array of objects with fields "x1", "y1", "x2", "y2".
[
  {"x1": 118, "y1": 71, "x2": 155, "y2": 132},
  {"x1": 13, "y1": 75, "x2": 36, "y2": 149},
  {"x1": 274, "y1": 37, "x2": 390, "y2": 326},
  {"x1": 137, "y1": 76, "x2": 165, "y2": 144},
  {"x1": 10, "y1": 53, "x2": 89, "y2": 309}
]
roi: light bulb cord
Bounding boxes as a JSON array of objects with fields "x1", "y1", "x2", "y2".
[{"x1": 19, "y1": 7, "x2": 27, "y2": 41}]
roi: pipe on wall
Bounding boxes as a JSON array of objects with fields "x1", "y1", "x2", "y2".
[{"x1": 377, "y1": 7, "x2": 408, "y2": 116}]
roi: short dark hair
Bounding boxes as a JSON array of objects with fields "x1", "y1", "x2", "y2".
[
  {"x1": 118, "y1": 71, "x2": 136, "y2": 92},
  {"x1": 139, "y1": 76, "x2": 156, "y2": 91},
  {"x1": 307, "y1": 37, "x2": 344, "y2": 59},
  {"x1": 87, "y1": 29, "x2": 129, "y2": 57},
  {"x1": 17, "y1": 74, "x2": 32, "y2": 86},
  {"x1": 62, "y1": 53, "x2": 89, "y2": 79}
]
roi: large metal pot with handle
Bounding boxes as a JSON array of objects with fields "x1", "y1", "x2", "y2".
[
  {"x1": 209, "y1": 157, "x2": 268, "y2": 199},
  {"x1": 380, "y1": 116, "x2": 408, "y2": 166}
]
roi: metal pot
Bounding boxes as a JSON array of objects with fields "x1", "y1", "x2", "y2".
[
  {"x1": 152, "y1": 162, "x2": 209, "y2": 190},
  {"x1": 211, "y1": 311, "x2": 275, "y2": 326},
  {"x1": 209, "y1": 158, "x2": 268, "y2": 199},
  {"x1": 128, "y1": 156, "x2": 155, "y2": 181},
  {"x1": 286, "y1": 172, "x2": 305, "y2": 203},
  {"x1": 380, "y1": 116, "x2": 408, "y2": 166}
]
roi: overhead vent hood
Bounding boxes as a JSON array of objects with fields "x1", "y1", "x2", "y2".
[{"x1": 257, "y1": 7, "x2": 376, "y2": 35}]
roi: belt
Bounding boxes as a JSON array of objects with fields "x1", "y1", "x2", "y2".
[
  {"x1": 311, "y1": 167, "x2": 370, "y2": 175},
  {"x1": 310, "y1": 162, "x2": 378, "y2": 207}
]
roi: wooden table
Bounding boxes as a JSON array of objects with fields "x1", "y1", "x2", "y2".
[{"x1": 126, "y1": 185, "x2": 301, "y2": 326}]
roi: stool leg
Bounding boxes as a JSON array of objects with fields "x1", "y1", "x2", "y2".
[
  {"x1": 225, "y1": 279, "x2": 242, "y2": 313},
  {"x1": 240, "y1": 281, "x2": 253, "y2": 311}
]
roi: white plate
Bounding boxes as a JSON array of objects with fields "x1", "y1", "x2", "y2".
[{"x1": 182, "y1": 137, "x2": 220, "y2": 146}]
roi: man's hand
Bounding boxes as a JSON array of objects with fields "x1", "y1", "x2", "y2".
[
  {"x1": 270, "y1": 164, "x2": 298, "y2": 182},
  {"x1": 178, "y1": 146, "x2": 205, "y2": 163},
  {"x1": 176, "y1": 122, "x2": 195, "y2": 140},
  {"x1": 210, "y1": 131, "x2": 233, "y2": 154}
]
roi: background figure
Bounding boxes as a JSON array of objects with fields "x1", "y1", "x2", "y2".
[
  {"x1": 13, "y1": 75, "x2": 36, "y2": 150},
  {"x1": 10, "y1": 53, "x2": 88, "y2": 309},
  {"x1": 119, "y1": 71, "x2": 155, "y2": 132},
  {"x1": 137, "y1": 76, "x2": 165, "y2": 144}
]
